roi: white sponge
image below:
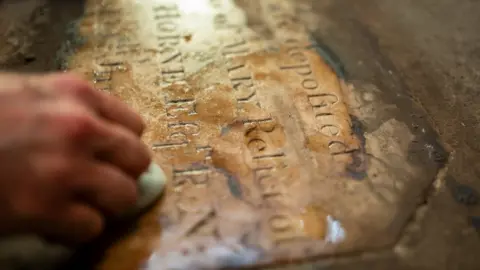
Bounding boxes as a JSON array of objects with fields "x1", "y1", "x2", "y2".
[{"x1": 132, "y1": 162, "x2": 167, "y2": 213}]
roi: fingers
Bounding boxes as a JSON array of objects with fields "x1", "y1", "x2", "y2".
[
  {"x1": 70, "y1": 161, "x2": 138, "y2": 216},
  {"x1": 41, "y1": 163, "x2": 140, "y2": 244},
  {"x1": 38, "y1": 203, "x2": 104, "y2": 245},
  {"x1": 0, "y1": 72, "x2": 153, "y2": 244},
  {"x1": 42, "y1": 99, "x2": 151, "y2": 178},
  {"x1": 32, "y1": 73, "x2": 145, "y2": 136},
  {"x1": 30, "y1": 72, "x2": 151, "y2": 177},
  {"x1": 92, "y1": 121, "x2": 151, "y2": 178}
]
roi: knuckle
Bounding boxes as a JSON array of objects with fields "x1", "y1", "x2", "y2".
[
  {"x1": 52, "y1": 74, "x2": 92, "y2": 93},
  {"x1": 112, "y1": 181, "x2": 138, "y2": 215},
  {"x1": 69, "y1": 80, "x2": 95, "y2": 97},
  {"x1": 43, "y1": 103, "x2": 98, "y2": 141},
  {"x1": 64, "y1": 113, "x2": 96, "y2": 139},
  {"x1": 112, "y1": 127, "x2": 136, "y2": 150},
  {"x1": 52, "y1": 159, "x2": 74, "y2": 181},
  {"x1": 36, "y1": 154, "x2": 74, "y2": 189},
  {"x1": 68, "y1": 207, "x2": 104, "y2": 243}
]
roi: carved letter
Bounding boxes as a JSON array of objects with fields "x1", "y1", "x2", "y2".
[
  {"x1": 223, "y1": 37, "x2": 249, "y2": 58},
  {"x1": 328, "y1": 141, "x2": 357, "y2": 155},
  {"x1": 166, "y1": 99, "x2": 197, "y2": 117},
  {"x1": 153, "y1": 5, "x2": 180, "y2": 20},
  {"x1": 279, "y1": 63, "x2": 312, "y2": 76},
  {"x1": 320, "y1": 124, "x2": 341, "y2": 137},
  {"x1": 213, "y1": 13, "x2": 228, "y2": 29},
  {"x1": 316, "y1": 113, "x2": 341, "y2": 136},
  {"x1": 287, "y1": 48, "x2": 308, "y2": 63},
  {"x1": 161, "y1": 51, "x2": 182, "y2": 64},
  {"x1": 308, "y1": 93, "x2": 339, "y2": 109},
  {"x1": 162, "y1": 66, "x2": 186, "y2": 84},
  {"x1": 172, "y1": 167, "x2": 210, "y2": 190},
  {"x1": 158, "y1": 35, "x2": 181, "y2": 50},
  {"x1": 302, "y1": 78, "x2": 318, "y2": 90},
  {"x1": 152, "y1": 122, "x2": 199, "y2": 149},
  {"x1": 269, "y1": 214, "x2": 303, "y2": 244},
  {"x1": 157, "y1": 21, "x2": 177, "y2": 33},
  {"x1": 168, "y1": 122, "x2": 200, "y2": 136}
]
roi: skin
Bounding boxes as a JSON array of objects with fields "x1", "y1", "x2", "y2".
[{"x1": 0, "y1": 72, "x2": 151, "y2": 245}]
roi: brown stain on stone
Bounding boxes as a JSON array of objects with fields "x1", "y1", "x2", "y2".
[
  {"x1": 254, "y1": 70, "x2": 284, "y2": 82},
  {"x1": 305, "y1": 134, "x2": 330, "y2": 152},
  {"x1": 210, "y1": 125, "x2": 251, "y2": 179},
  {"x1": 183, "y1": 34, "x2": 192, "y2": 42},
  {"x1": 194, "y1": 84, "x2": 237, "y2": 125},
  {"x1": 244, "y1": 120, "x2": 286, "y2": 151},
  {"x1": 298, "y1": 205, "x2": 328, "y2": 240},
  {"x1": 162, "y1": 83, "x2": 195, "y2": 101}
]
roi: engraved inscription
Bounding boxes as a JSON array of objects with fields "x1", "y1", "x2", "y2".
[
  {"x1": 223, "y1": 37, "x2": 250, "y2": 58},
  {"x1": 160, "y1": 52, "x2": 186, "y2": 84},
  {"x1": 153, "y1": 4, "x2": 186, "y2": 86},
  {"x1": 172, "y1": 149, "x2": 212, "y2": 214},
  {"x1": 63, "y1": 1, "x2": 442, "y2": 269},
  {"x1": 242, "y1": 117, "x2": 305, "y2": 244},
  {"x1": 92, "y1": 61, "x2": 128, "y2": 92},
  {"x1": 166, "y1": 99, "x2": 197, "y2": 117},
  {"x1": 269, "y1": 214, "x2": 304, "y2": 244},
  {"x1": 226, "y1": 61, "x2": 257, "y2": 104},
  {"x1": 279, "y1": 40, "x2": 358, "y2": 155}
]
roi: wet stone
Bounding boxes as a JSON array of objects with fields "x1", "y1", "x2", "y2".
[{"x1": 60, "y1": 0, "x2": 447, "y2": 269}]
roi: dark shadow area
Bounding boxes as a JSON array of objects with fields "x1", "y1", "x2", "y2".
[
  {"x1": 1, "y1": 0, "x2": 85, "y2": 72},
  {"x1": 57, "y1": 207, "x2": 156, "y2": 270}
]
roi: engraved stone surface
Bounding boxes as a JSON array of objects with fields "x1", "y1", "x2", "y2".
[{"x1": 59, "y1": 0, "x2": 446, "y2": 269}]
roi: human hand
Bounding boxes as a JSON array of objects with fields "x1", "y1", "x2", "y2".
[{"x1": 0, "y1": 72, "x2": 150, "y2": 244}]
